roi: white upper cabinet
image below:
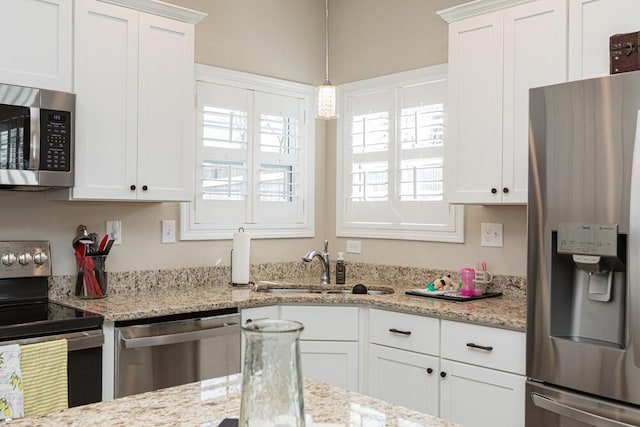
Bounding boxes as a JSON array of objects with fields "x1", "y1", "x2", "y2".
[
  {"x1": 69, "y1": 0, "x2": 204, "y2": 201},
  {"x1": 0, "y1": 0, "x2": 72, "y2": 91},
  {"x1": 569, "y1": 0, "x2": 640, "y2": 80},
  {"x1": 440, "y1": 0, "x2": 567, "y2": 204}
]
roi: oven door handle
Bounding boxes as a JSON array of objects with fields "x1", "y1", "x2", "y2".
[
  {"x1": 2, "y1": 330, "x2": 104, "y2": 352},
  {"x1": 531, "y1": 393, "x2": 637, "y2": 427},
  {"x1": 120, "y1": 322, "x2": 240, "y2": 350}
]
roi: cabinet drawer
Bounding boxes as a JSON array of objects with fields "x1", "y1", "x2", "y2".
[
  {"x1": 280, "y1": 305, "x2": 358, "y2": 341},
  {"x1": 241, "y1": 306, "x2": 279, "y2": 325},
  {"x1": 441, "y1": 320, "x2": 525, "y2": 374},
  {"x1": 369, "y1": 309, "x2": 439, "y2": 355}
]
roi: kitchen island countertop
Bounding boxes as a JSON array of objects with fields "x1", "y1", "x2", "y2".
[
  {"x1": 55, "y1": 279, "x2": 526, "y2": 331},
  {"x1": 6, "y1": 375, "x2": 461, "y2": 427}
]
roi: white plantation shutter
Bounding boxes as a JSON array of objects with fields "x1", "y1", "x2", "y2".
[
  {"x1": 253, "y1": 91, "x2": 304, "y2": 224},
  {"x1": 337, "y1": 65, "x2": 463, "y2": 242},
  {"x1": 182, "y1": 65, "x2": 315, "y2": 240}
]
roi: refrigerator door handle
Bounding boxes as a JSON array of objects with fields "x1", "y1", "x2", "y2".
[{"x1": 532, "y1": 393, "x2": 637, "y2": 427}]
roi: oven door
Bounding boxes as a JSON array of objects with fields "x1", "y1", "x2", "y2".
[{"x1": 4, "y1": 329, "x2": 104, "y2": 407}]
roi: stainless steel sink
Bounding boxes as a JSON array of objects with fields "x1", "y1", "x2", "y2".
[{"x1": 254, "y1": 284, "x2": 394, "y2": 295}]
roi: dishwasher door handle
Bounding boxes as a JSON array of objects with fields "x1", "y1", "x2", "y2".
[{"x1": 121, "y1": 322, "x2": 240, "y2": 349}]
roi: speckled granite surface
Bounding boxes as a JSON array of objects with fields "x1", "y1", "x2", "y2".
[
  {"x1": 6, "y1": 375, "x2": 461, "y2": 427},
  {"x1": 49, "y1": 262, "x2": 526, "y2": 300},
  {"x1": 53, "y1": 273, "x2": 526, "y2": 331}
]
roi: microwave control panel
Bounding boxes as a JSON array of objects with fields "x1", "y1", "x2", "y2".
[{"x1": 39, "y1": 109, "x2": 71, "y2": 172}]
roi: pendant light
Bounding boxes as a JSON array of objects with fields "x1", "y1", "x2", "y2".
[{"x1": 317, "y1": 0, "x2": 337, "y2": 119}]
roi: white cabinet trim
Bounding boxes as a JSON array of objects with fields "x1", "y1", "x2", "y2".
[
  {"x1": 438, "y1": 0, "x2": 534, "y2": 22},
  {"x1": 98, "y1": 0, "x2": 207, "y2": 23}
]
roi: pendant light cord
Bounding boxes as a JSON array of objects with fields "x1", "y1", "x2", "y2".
[{"x1": 324, "y1": 0, "x2": 330, "y2": 85}]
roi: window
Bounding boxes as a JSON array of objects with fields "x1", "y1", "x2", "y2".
[
  {"x1": 180, "y1": 65, "x2": 315, "y2": 240},
  {"x1": 337, "y1": 64, "x2": 464, "y2": 242}
]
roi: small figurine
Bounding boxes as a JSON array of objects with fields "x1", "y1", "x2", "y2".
[{"x1": 428, "y1": 274, "x2": 458, "y2": 291}]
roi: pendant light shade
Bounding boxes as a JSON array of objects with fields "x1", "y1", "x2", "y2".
[{"x1": 317, "y1": 0, "x2": 337, "y2": 119}]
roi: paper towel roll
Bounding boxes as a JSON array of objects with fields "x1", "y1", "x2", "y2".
[{"x1": 232, "y1": 229, "x2": 251, "y2": 284}]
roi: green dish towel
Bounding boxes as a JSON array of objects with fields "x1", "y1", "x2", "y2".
[{"x1": 21, "y1": 340, "x2": 68, "y2": 416}]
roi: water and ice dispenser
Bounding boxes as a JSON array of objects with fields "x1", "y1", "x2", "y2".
[{"x1": 550, "y1": 223, "x2": 626, "y2": 348}]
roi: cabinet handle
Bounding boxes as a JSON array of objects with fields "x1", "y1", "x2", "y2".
[
  {"x1": 502, "y1": 187, "x2": 509, "y2": 194},
  {"x1": 130, "y1": 185, "x2": 136, "y2": 191},
  {"x1": 466, "y1": 342, "x2": 493, "y2": 351},
  {"x1": 491, "y1": 188, "x2": 497, "y2": 194},
  {"x1": 440, "y1": 371, "x2": 447, "y2": 378},
  {"x1": 427, "y1": 368, "x2": 433, "y2": 374},
  {"x1": 142, "y1": 185, "x2": 148, "y2": 191},
  {"x1": 389, "y1": 328, "x2": 412, "y2": 336}
]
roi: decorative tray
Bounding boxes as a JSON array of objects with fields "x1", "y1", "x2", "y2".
[{"x1": 405, "y1": 288, "x2": 503, "y2": 301}]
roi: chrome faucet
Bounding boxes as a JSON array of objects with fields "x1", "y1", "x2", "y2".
[{"x1": 302, "y1": 240, "x2": 330, "y2": 284}]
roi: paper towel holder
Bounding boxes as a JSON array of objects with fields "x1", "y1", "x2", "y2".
[{"x1": 230, "y1": 227, "x2": 254, "y2": 287}]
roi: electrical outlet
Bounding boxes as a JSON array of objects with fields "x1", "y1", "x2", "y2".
[
  {"x1": 346, "y1": 240, "x2": 362, "y2": 254},
  {"x1": 481, "y1": 223, "x2": 503, "y2": 247},
  {"x1": 106, "y1": 220, "x2": 122, "y2": 245},
  {"x1": 161, "y1": 220, "x2": 176, "y2": 244}
]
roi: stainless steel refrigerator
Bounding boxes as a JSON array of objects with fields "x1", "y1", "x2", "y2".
[{"x1": 527, "y1": 71, "x2": 640, "y2": 426}]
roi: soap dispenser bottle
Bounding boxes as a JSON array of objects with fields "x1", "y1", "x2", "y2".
[{"x1": 336, "y1": 252, "x2": 346, "y2": 284}]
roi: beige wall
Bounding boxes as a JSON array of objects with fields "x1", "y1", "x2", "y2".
[{"x1": 0, "y1": 0, "x2": 528, "y2": 278}]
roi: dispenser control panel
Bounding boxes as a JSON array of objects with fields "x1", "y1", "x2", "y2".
[{"x1": 557, "y1": 223, "x2": 618, "y2": 256}]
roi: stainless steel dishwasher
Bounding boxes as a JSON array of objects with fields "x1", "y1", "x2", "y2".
[{"x1": 114, "y1": 308, "x2": 240, "y2": 398}]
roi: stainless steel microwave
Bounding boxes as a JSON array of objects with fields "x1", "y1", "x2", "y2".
[{"x1": 0, "y1": 83, "x2": 75, "y2": 189}]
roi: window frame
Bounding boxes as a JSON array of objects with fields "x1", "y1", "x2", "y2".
[
  {"x1": 336, "y1": 64, "x2": 464, "y2": 243},
  {"x1": 180, "y1": 65, "x2": 315, "y2": 240}
]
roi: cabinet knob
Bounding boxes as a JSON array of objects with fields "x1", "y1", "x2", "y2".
[
  {"x1": 491, "y1": 188, "x2": 497, "y2": 194},
  {"x1": 502, "y1": 187, "x2": 509, "y2": 194},
  {"x1": 440, "y1": 371, "x2": 447, "y2": 378},
  {"x1": 427, "y1": 368, "x2": 433, "y2": 374},
  {"x1": 130, "y1": 185, "x2": 136, "y2": 191},
  {"x1": 142, "y1": 185, "x2": 148, "y2": 191}
]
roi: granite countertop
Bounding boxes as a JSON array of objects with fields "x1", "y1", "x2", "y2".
[
  {"x1": 55, "y1": 278, "x2": 526, "y2": 331},
  {"x1": 6, "y1": 375, "x2": 461, "y2": 427}
]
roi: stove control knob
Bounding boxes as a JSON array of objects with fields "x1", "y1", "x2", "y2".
[
  {"x1": 1, "y1": 252, "x2": 16, "y2": 266},
  {"x1": 18, "y1": 252, "x2": 33, "y2": 265},
  {"x1": 33, "y1": 252, "x2": 48, "y2": 265}
]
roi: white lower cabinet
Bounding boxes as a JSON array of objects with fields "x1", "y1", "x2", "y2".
[
  {"x1": 440, "y1": 320, "x2": 526, "y2": 427},
  {"x1": 439, "y1": 359, "x2": 525, "y2": 427},
  {"x1": 279, "y1": 305, "x2": 359, "y2": 391},
  {"x1": 300, "y1": 341, "x2": 358, "y2": 391},
  {"x1": 368, "y1": 344, "x2": 439, "y2": 416},
  {"x1": 240, "y1": 304, "x2": 525, "y2": 426}
]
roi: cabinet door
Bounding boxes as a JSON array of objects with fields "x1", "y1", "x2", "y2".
[
  {"x1": 73, "y1": 0, "x2": 139, "y2": 200},
  {"x1": 368, "y1": 344, "x2": 439, "y2": 417},
  {"x1": 0, "y1": 0, "x2": 72, "y2": 91},
  {"x1": 445, "y1": 12, "x2": 504, "y2": 204},
  {"x1": 137, "y1": 13, "x2": 195, "y2": 201},
  {"x1": 440, "y1": 359, "x2": 525, "y2": 427},
  {"x1": 569, "y1": 0, "x2": 640, "y2": 80},
  {"x1": 299, "y1": 341, "x2": 358, "y2": 391},
  {"x1": 502, "y1": 0, "x2": 567, "y2": 203}
]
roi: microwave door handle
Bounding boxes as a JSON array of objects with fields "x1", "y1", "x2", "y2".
[
  {"x1": 531, "y1": 393, "x2": 637, "y2": 427},
  {"x1": 120, "y1": 321, "x2": 239, "y2": 350},
  {"x1": 29, "y1": 107, "x2": 39, "y2": 170}
]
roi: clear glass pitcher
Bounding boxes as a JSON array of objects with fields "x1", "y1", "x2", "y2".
[{"x1": 240, "y1": 319, "x2": 306, "y2": 427}]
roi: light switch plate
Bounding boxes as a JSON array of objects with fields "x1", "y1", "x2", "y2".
[
  {"x1": 346, "y1": 240, "x2": 362, "y2": 254},
  {"x1": 161, "y1": 220, "x2": 176, "y2": 244},
  {"x1": 481, "y1": 223, "x2": 503, "y2": 247},
  {"x1": 106, "y1": 220, "x2": 122, "y2": 245}
]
